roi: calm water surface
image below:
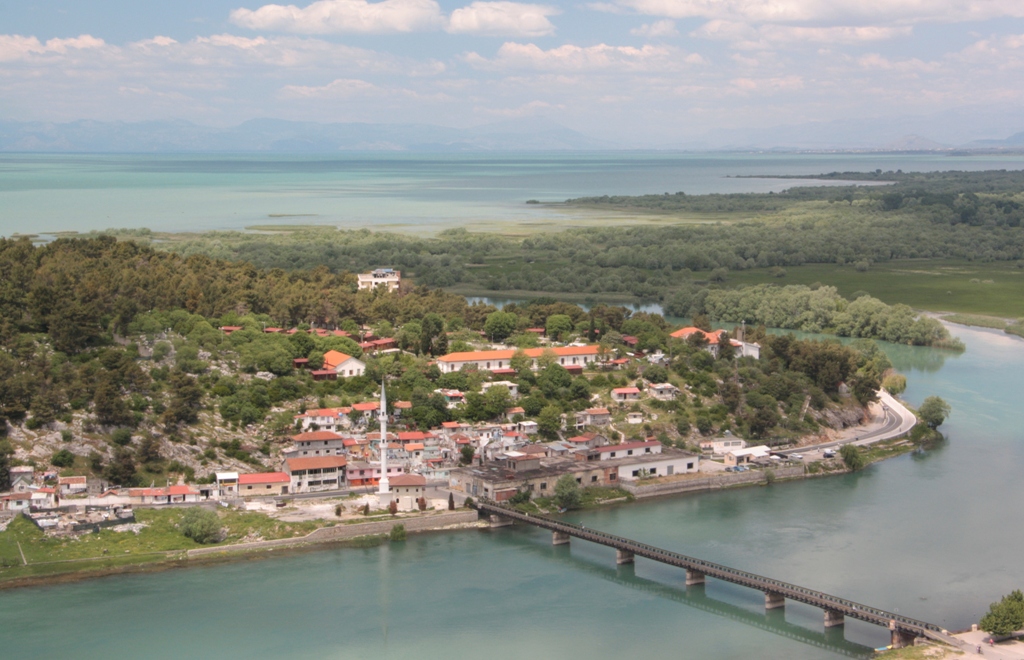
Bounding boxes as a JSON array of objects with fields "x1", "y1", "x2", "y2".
[
  {"x1": 3, "y1": 152, "x2": 1024, "y2": 236},
  {"x1": 1, "y1": 324, "x2": 1021, "y2": 659}
]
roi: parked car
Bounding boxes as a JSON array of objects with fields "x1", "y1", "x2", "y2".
[
  {"x1": 823, "y1": 450, "x2": 836, "y2": 458},
  {"x1": 791, "y1": 453, "x2": 804, "y2": 460}
]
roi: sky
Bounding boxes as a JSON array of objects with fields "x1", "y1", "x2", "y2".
[{"x1": 3, "y1": 0, "x2": 1024, "y2": 146}]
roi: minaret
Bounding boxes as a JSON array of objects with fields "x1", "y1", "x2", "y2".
[{"x1": 377, "y1": 380, "x2": 391, "y2": 509}]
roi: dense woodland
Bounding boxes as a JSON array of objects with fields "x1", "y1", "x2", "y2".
[
  {"x1": 0, "y1": 236, "x2": 901, "y2": 489},
  {"x1": 95, "y1": 169, "x2": 1024, "y2": 305}
]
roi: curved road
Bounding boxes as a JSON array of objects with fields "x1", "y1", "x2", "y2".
[{"x1": 777, "y1": 390, "x2": 917, "y2": 458}]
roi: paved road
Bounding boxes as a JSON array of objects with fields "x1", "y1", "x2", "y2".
[{"x1": 777, "y1": 390, "x2": 917, "y2": 459}]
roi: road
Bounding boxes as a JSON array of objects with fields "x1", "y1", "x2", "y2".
[{"x1": 777, "y1": 390, "x2": 917, "y2": 460}]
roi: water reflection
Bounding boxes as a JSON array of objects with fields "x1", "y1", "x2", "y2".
[{"x1": 503, "y1": 530, "x2": 876, "y2": 658}]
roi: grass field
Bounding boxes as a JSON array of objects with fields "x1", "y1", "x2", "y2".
[
  {"x1": 724, "y1": 260, "x2": 1024, "y2": 319},
  {"x1": 0, "y1": 508, "x2": 321, "y2": 583}
]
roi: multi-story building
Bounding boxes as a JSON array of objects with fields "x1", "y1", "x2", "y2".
[{"x1": 357, "y1": 268, "x2": 401, "y2": 292}]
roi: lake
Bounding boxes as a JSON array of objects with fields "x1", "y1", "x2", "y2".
[
  {"x1": 1, "y1": 323, "x2": 1021, "y2": 659},
  {"x1": 4, "y1": 151, "x2": 1024, "y2": 236}
]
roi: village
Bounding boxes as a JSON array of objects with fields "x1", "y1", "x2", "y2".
[{"x1": 0, "y1": 269, "x2": 883, "y2": 546}]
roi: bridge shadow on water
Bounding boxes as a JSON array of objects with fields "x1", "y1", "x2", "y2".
[{"x1": 497, "y1": 528, "x2": 876, "y2": 659}]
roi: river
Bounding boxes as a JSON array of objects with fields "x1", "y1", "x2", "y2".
[{"x1": 0, "y1": 323, "x2": 1020, "y2": 659}]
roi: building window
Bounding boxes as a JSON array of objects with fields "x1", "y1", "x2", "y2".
[
  {"x1": 575, "y1": 478, "x2": 581, "y2": 484},
  {"x1": 667, "y1": 465, "x2": 674, "y2": 476},
  {"x1": 540, "y1": 482, "x2": 547, "y2": 490},
  {"x1": 632, "y1": 470, "x2": 639, "y2": 477},
  {"x1": 650, "y1": 468, "x2": 657, "y2": 474},
  {"x1": 610, "y1": 452, "x2": 616, "y2": 458},
  {"x1": 609, "y1": 473, "x2": 617, "y2": 480},
  {"x1": 687, "y1": 462, "x2": 694, "y2": 469},
  {"x1": 627, "y1": 450, "x2": 633, "y2": 456},
  {"x1": 591, "y1": 475, "x2": 597, "y2": 483}
]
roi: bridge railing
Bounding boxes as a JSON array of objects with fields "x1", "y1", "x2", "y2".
[{"x1": 478, "y1": 502, "x2": 940, "y2": 634}]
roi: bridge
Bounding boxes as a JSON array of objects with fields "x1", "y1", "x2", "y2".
[{"x1": 476, "y1": 501, "x2": 959, "y2": 651}]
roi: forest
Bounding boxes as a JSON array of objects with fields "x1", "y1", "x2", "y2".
[{"x1": 87, "y1": 169, "x2": 1024, "y2": 314}]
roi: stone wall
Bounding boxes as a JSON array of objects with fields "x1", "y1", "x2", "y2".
[
  {"x1": 621, "y1": 466, "x2": 805, "y2": 499},
  {"x1": 186, "y1": 509, "x2": 480, "y2": 558}
]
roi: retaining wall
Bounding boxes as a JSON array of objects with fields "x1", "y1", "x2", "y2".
[
  {"x1": 622, "y1": 466, "x2": 805, "y2": 499},
  {"x1": 186, "y1": 509, "x2": 480, "y2": 558}
]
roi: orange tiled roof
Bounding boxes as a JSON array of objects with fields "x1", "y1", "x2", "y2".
[{"x1": 285, "y1": 456, "x2": 347, "y2": 471}]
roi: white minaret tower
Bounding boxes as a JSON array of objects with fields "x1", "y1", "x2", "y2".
[{"x1": 377, "y1": 380, "x2": 391, "y2": 509}]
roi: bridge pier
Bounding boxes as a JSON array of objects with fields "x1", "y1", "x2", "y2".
[
  {"x1": 823, "y1": 609, "x2": 845, "y2": 628},
  {"x1": 552, "y1": 531, "x2": 571, "y2": 545},
  {"x1": 685, "y1": 569, "x2": 705, "y2": 586},
  {"x1": 764, "y1": 591, "x2": 785, "y2": 610},
  {"x1": 615, "y1": 549, "x2": 634, "y2": 565},
  {"x1": 889, "y1": 622, "x2": 918, "y2": 649},
  {"x1": 489, "y1": 515, "x2": 512, "y2": 528}
]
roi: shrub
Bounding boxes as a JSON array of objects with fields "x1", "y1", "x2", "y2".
[
  {"x1": 554, "y1": 474, "x2": 582, "y2": 510},
  {"x1": 60, "y1": 430, "x2": 73, "y2": 443},
  {"x1": 840, "y1": 444, "x2": 865, "y2": 471},
  {"x1": 388, "y1": 500, "x2": 398, "y2": 515},
  {"x1": 180, "y1": 507, "x2": 221, "y2": 544},
  {"x1": 51, "y1": 449, "x2": 76, "y2": 468},
  {"x1": 111, "y1": 428, "x2": 133, "y2": 446},
  {"x1": 389, "y1": 524, "x2": 407, "y2": 541}
]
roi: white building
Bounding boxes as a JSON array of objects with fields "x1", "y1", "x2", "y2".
[
  {"x1": 388, "y1": 474, "x2": 427, "y2": 511},
  {"x1": 617, "y1": 451, "x2": 699, "y2": 480},
  {"x1": 283, "y1": 456, "x2": 348, "y2": 493},
  {"x1": 357, "y1": 268, "x2": 401, "y2": 292},
  {"x1": 482, "y1": 380, "x2": 519, "y2": 398},
  {"x1": 437, "y1": 346, "x2": 601, "y2": 373},
  {"x1": 648, "y1": 383, "x2": 680, "y2": 401},
  {"x1": 700, "y1": 435, "x2": 747, "y2": 457},
  {"x1": 725, "y1": 445, "x2": 771, "y2": 466},
  {"x1": 283, "y1": 431, "x2": 347, "y2": 458},
  {"x1": 323, "y1": 350, "x2": 366, "y2": 378}
]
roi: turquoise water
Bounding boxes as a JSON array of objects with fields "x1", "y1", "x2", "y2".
[
  {"x1": 3, "y1": 152, "x2": 1024, "y2": 236},
  {"x1": 1, "y1": 324, "x2": 1021, "y2": 659}
]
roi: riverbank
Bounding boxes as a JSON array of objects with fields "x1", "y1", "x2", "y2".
[{"x1": 0, "y1": 509, "x2": 482, "y2": 590}]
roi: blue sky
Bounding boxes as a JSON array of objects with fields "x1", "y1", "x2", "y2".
[{"x1": 3, "y1": 0, "x2": 1024, "y2": 145}]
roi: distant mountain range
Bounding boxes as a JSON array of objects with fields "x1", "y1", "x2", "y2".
[
  {"x1": 0, "y1": 117, "x2": 617, "y2": 153},
  {"x1": 1, "y1": 115, "x2": 1023, "y2": 153}
]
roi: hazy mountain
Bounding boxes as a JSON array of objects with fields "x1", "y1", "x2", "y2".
[{"x1": 0, "y1": 117, "x2": 615, "y2": 152}]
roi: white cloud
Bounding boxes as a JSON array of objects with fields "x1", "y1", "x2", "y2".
[
  {"x1": 465, "y1": 41, "x2": 680, "y2": 70},
  {"x1": 692, "y1": 20, "x2": 911, "y2": 48},
  {"x1": 616, "y1": 0, "x2": 1024, "y2": 25},
  {"x1": 281, "y1": 77, "x2": 381, "y2": 96},
  {"x1": 0, "y1": 34, "x2": 107, "y2": 62},
  {"x1": 448, "y1": 2, "x2": 559, "y2": 37},
  {"x1": 230, "y1": 0, "x2": 445, "y2": 34},
  {"x1": 731, "y1": 74, "x2": 803, "y2": 92},
  {"x1": 631, "y1": 19, "x2": 678, "y2": 37},
  {"x1": 480, "y1": 99, "x2": 563, "y2": 116}
]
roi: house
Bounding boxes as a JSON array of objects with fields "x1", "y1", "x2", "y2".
[
  {"x1": 437, "y1": 345, "x2": 602, "y2": 373},
  {"x1": 0, "y1": 491, "x2": 33, "y2": 511},
  {"x1": 700, "y1": 435, "x2": 747, "y2": 456},
  {"x1": 393, "y1": 401, "x2": 412, "y2": 418},
  {"x1": 220, "y1": 326, "x2": 244, "y2": 335},
  {"x1": 238, "y1": 472, "x2": 291, "y2": 497},
  {"x1": 128, "y1": 485, "x2": 199, "y2": 505},
  {"x1": 434, "y1": 389, "x2": 465, "y2": 409},
  {"x1": 292, "y1": 358, "x2": 310, "y2": 369},
  {"x1": 357, "y1": 268, "x2": 401, "y2": 292},
  {"x1": 310, "y1": 370, "x2": 338, "y2": 381},
  {"x1": 293, "y1": 407, "x2": 351, "y2": 432},
  {"x1": 283, "y1": 430, "x2": 346, "y2": 458},
  {"x1": 616, "y1": 449, "x2": 700, "y2": 481},
  {"x1": 565, "y1": 433, "x2": 607, "y2": 450},
  {"x1": 283, "y1": 456, "x2": 348, "y2": 493},
  {"x1": 350, "y1": 401, "x2": 381, "y2": 422},
  {"x1": 323, "y1": 350, "x2": 366, "y2": 378},
  {"x1": 725, "y1": 445, "x2": 771, "y2": 466},
  {"x1": 625, "y1": 412, "x2": 644, "y2": 425},
  {"x1": 648, "y1": 383, "x2": 680, "y2": 401},
  {"x1": 482, "y1": 380, "x2": 519, "y2": 398},
  {"x1": 405, "y1": 443, "x2": 425, "y2": 465},
  {"x1": 519, "y1": 420, "x2": 539, "y2": 435},
  {"x1": 215, "y1": 472, "x2": 239, "y2": 497},
  {"x1": 388, "y1": 474, "x2": 427, "y2": 510},
  {"x1": 607, "y1": 358, "x2": 630, "y2": 370},
  {"x1": 612, "y1": 387, "x2": 642, "y2": 403},
  {"x1": 670, "y1": 327, "x2": 761, "y2": 360},
  {"x1": 58, "y1": 476, "x2": 88, "y2": 495},
  {"x1": 574, "y1": 407, "x2": 611, "y2": 429},
  {"x1": 577, "y1": 440, "x2": 662, "y2": 461},
  {"x1": 32, "y1": 488, "x2": 59, "y2": 509},
  {"x1": 9, "y1": 466, "x2": 34, "y2": 491},
  {"x1": 345, "y1": 461, "x2": 406, "y2": 487}
]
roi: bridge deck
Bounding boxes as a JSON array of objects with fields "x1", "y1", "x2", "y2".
[{"x1": 478, "y1": 502, "x2": 952, "y2": 642}]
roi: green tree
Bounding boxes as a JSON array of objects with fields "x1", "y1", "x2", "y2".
[
  {"x1": 181, "y1": 507, "x2": 221, "y2": 544},
  {"x1": 111, "y1": 428, "x2": 133, "y2": 447},
  {"x1": 918, "y1": 396, "x2": 951, "y2": 429},
  {"x1": 0, "y1": 441, "x2": 13, "y2": 491},
  {"x1": 840, "y1": 444, "x2": 865, "y2": 471},
  {"x1": 460, "y1": 445, "x2": 475, "y2": 465},
  {"x1": 537, "y1": 405, "x2": 562, "y2": 438},
  {"x1": 545, "y1": 314, "x2": 574, "y2": 341},
  {"x1": 104, "y1": 447, "x2": 138, "y2": 486},
  {"x1": 979, "y1": 590, "x2": 1024, "y2": 636},
  {"x1": 389, "y1": 523, "x2": 407, "y2": 541},
  {"x1": 51, "y1": 449, "x2": 75, "y2": 468},
  {"x1": 554, "y1": 474, "x2": 582, "y2": 510},
  {"x1": 484, "y1": 311, "x2": 519, "y2": 342}
]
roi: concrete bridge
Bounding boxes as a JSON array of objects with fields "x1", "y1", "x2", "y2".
[{"x1": 477, "y1": 501, "x2": 958, "y2": 650}]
